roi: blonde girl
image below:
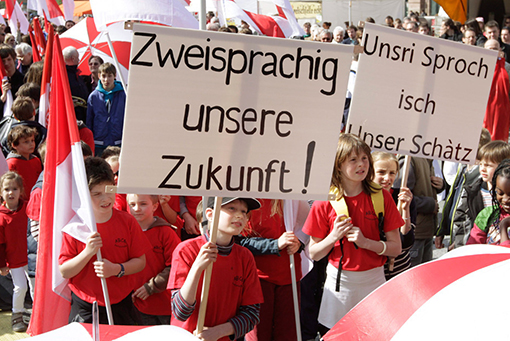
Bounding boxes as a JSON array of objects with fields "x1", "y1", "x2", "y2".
[
  {"x1": 372, "y1": 151, "x2": 415, "y2": 279},
  {"x1": 303, "y1": 134, "x2": 403, "y2": 333},
  {"x1": 0, "y1": 171, "x2": 33, "y2": 332}
]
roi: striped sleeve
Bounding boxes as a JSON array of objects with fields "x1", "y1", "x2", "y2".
[
  {"x1": 171, "y1": 290, "x2": 196, "y2": 321},
  {"x1": 228, "y1": 304, "x2": 261, "y2": 340}
]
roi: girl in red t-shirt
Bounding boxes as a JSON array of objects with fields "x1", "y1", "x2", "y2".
[
  {"x1": 0, "y1": 171, "x2": 33, "y2": 332},
  {"x1": 302, "y1": 134, "x2": 403, "y2": 334}
]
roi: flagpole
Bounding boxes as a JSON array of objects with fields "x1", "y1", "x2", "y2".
[
  {"x1": 286, "y1": 200, "x2": 302, "y2": 341},
  {"x1": 104, "y1": 31, "x2": 128, "y2": 95},
  {"x1": 96, "y1": 249, "x2": 114, "y2": 325},
  {"x1": 199, "y1": 0, "x2": 207, "y2": 30},
  {"x1": 196, "y1": 196, "x2": 222, "y2": 334}
]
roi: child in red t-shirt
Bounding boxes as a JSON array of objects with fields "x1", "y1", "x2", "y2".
[
  {"x1": 168, "y1": 197, "x2": 264, "y2": 341},
  {"x1": 0, "y1": 171, "x2": 33, "y2": 332},
  {"x1": 302, "y1": 133, "x2": 403, "y2": 334},
  {"x1": 59, "y1": 157, "x2": 152, "y2": 325},
  {"x1": 127, "y1": 194, "x2": 181, "y2": 325},
  {"x1": 6, "y1": 125, "x2": 42, "y2": 199}
]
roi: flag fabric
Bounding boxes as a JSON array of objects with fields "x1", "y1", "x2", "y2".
[
  {"x1": 89, "y1": 0, "x2": 198, "y2": 31},
  {"x1": 28, "y1": 27, "x2": 41, "y2": 62},
  {"x1": 61, "y1": 0, "x2": 75, "y2": 21},
  {"x1": 435, "y1": 0, "x2": 467, "y2": 24},
  {"x1": 5, "y1": 0, "x2": 30, "y2": 36},
  {"x1": 45, "y1": 0, "x2": 65, "y2": 25},
  {"x1": 0, "y1": 52, "x2": 13, "y2": 118},
  {"x1": 283, "y1": 200, "x2": 312, "y2": 278},
  {"x1": 219, "y1": 0, "x2": 304, "y2": 38},
  {"x1": 38, "y1": 25, "x2": 53, "y2": 127},
  {"x1": 483, "y1": 57, "x2": 510, "y2": 142},
  {"x1": 28, "y1": 34, "x2": 97, "y2": 336},
  {"x1": 33, "y1": 17, "x2": 47, "y2": 57}
]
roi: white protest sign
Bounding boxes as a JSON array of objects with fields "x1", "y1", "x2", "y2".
[
  {"x1": 118, "y1": 24, "x2": 353, "y2": 200},
  {"x1": 346, "y1": 23, "x2": 497, "y2": 164}
]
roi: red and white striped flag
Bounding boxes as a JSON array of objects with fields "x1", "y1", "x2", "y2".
[
  {"x1": 90, "y1": 0, "x2": 198, "y2": 31},
  {"x1": 28, "y1": 34, "x2": 97, "y2": 336},
  {"x1": 28, "y1": 0, "x2": 65, "y2": 26},
  {"x1": 33, "y1": 17, "x2": 47, "y2": 58},
  {"x1": 219, "y1": 0, "x2": 304, "y2": 38},
  {"x1": 28, "y1": 27, "x2": 41, "y2": 62},
  {"x1": 0, "y1": 52, "x2": 13, "y2": 118},
  {"x1": 38, "y1": 25, "x2": 53, "y2": 128},
  {"x1": 4, "y1": 0, "x2": 30, "y2": 36}
]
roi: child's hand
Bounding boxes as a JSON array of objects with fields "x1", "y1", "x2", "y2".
[
  {"x1": 183, "y1": 212, "x2": 200, "y2": 235},
  {"x1": 431, "y1": 176, "x2": 443, "y2": 190},
  {"x1": 398, "y1": 187, "x2": 413, "y2": 211},
  {"x1": 193, "y1": 242, "x2": 218, "y2": 272},
  {"x1": 159, "y1": 195, "x2": 171, "y2": 205},
  {"x1": 330, "y1": 215, "x2": 353, "y2": 242},
  {"x1": 195, "y1": 326, "x2": 223, "y2": 341},
  {"x1": 278, "y1": 232, "x2": 300, "y2": 255},
  {"x1": 345, "y1": 226, "x2": 367, "y2": 247},
  {"x1": 0, "y1": 266, "x2": 9, "y2": 276},
  {"x1": 84, "y1": 232, "x2": 102, "y2": 256},
  {"x1": 132, "y1": 285, "x2": 150, "y2": 301},
  {"x1": 93, "y1": 258, "x2": 119, "y2": 278}
]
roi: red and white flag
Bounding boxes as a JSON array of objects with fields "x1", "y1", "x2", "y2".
[
  {"x1": 89, "y1": 0, "x2": 198, "y2": 31},
  {"x1": 219, "y1": 0, "x2": 304, "y2": 38},
  {"x1": 28, "y1": 27, "x2": 41, "y2": 62},
  {"x1": 33, "y1": 17, "x2": 47, "y2": 57},
  {"x1": 0, "y1": 52, "x2": 13, "y2": 118},
  {"x1": 27, "y1": 0, "x2": 65, "y2": 26},
  {"x1": 28, "y1": 34, "x2": 97, "y2": 336},
  {"x1": 4, "y1": 0, "x2": 30, "y2": 36},
  {"x1": 38, "y1": 25, "x2": 53, "y2": 128}
]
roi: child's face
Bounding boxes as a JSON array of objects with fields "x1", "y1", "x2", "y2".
[
  {"x1": 99, "y1": 72, "x2": 115, "y2": 91},
  {"x1": 13, "y1": 135, "x2": 35, "y2": 157},
  {"x1": 90, "y1": 181, "x2": 115, "y2": 220},
  {"x1": 106, "y1": 158, "x2": 119, "y2": 185},
  {"x1": 479, "y1": 159, "x2": 498, "y2": 183},
  {"x1": 212, "y1": 199, "x2": 249, "y2": 236},
  {"x1": 496, "y1": 176, "x2": 510, "y2": 214},
  {"x1": 1, "y1": 178, "x2": 20, "y2": 209},
  {"x1": 340, "y1": 151, "x2": 369, "y2": 185},
  {"x1": 127, "y1": 194, "x2": 157, "y2": 224},
  {"x1": 373, "y1": 159, "x2": 398, "y2": 191}
]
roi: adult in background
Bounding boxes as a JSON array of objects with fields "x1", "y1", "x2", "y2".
[
  {"x1": 464, "y1": 18, "x2": 486, "y2": 46},
  {"x1": 0, "y1": 44, "x2": 24, "y2": 114},
  {"x1": 462, "y1": 28, "x2": 477, "y2": 46},
  {"x1": 320, "y1": 30, "x2": 332, "y2": 43},
  {"x1": 83, "y1": 55, "x2": 103, "y2": 93},
  {"x1": 341, "y1": 26, "x2": 359, "y2": 45},
  {"x1": 15, "y1": 43, "x2": 33, "y2": 76},
  {"x1": 332, "y1": 27, "x2": 344, "y2": 44},
  {"x1": 501, "y1": 27, "x2": 510, "y2": 45},
  {"x1": 62, "y1": 46, "x2": 90, "y2": 122},
  {"x1": 405, "y1": 21, "x2": 419, "y2": 33},
  {"x1": 439, "y1": 18, "x2": 462, "y2": 42},
  {"x1": 484, "y1": 20, "x2": 510, "y2": 63}
]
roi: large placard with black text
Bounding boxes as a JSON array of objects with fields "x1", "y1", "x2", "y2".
[
  {"x1": 346, "y1": 23, "x2": 497, "y2": 164},
  {"x1": 118, "y1": 24, "x2": 353, "y2": 199}
]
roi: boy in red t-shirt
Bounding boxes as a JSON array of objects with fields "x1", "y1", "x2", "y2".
[
  {"x1": 6, "y1": 125, "x2": 42, "y2": 199},
  {"x1": 169, "y1": 197, "x2": 264, "y2": 341},
  {"x1": 127, "y1": 193, "x2": 181, "y2": 325},
  {"x1": 59, "y1": 157, "x2": 152, "y2": 325}
]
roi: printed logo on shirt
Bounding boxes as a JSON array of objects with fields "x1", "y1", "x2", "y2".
[
  {"x1": 153, "y1": 245, "x2": 164, "y2": 254},
  {"x1": 115, "y1": 238, "x2": 128, "y2": 248},
  {"x1": 365, "y1": 210, "x2": 378, "y2": 221},
  {"x1": 233, "y1": 275, "x2": 245, "y2": 287}
]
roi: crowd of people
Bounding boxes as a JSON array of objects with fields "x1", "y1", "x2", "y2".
[{"x1": 0, "y1": 9, "x2": 507, "y2": 341}]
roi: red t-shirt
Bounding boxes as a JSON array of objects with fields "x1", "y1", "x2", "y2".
[
  {"x1": 247, "y1": 199, "x2": 301, "y2": 285},
  {"x1": 168, "y1": 236, "x2": 263, "y2": 340},
  {"x1": 114, "y1": 193, "x2": 128, "y2": 212},
  {"x1": 133, "y1": 218, "x2": 181, "y2": 316},
  {"x1": 303, "y1": 190, "x2": 403, "y2": 271},
  {"x1": 59, "y1": 209, "x2": 152, "y2": 305},
  {"x1": 7, "y1": 155, "x2": 42, "y2": 199},
  {"x1": 26, "y1": 187, "x2": 41, "y2": 221},
  {"x1": 0, "y1": 200, "x2": 28, "y2": 268}
]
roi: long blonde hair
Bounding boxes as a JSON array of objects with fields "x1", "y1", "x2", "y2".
[{"x1": 330, "y1": 133, "x2": 377, "y2": 199}]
